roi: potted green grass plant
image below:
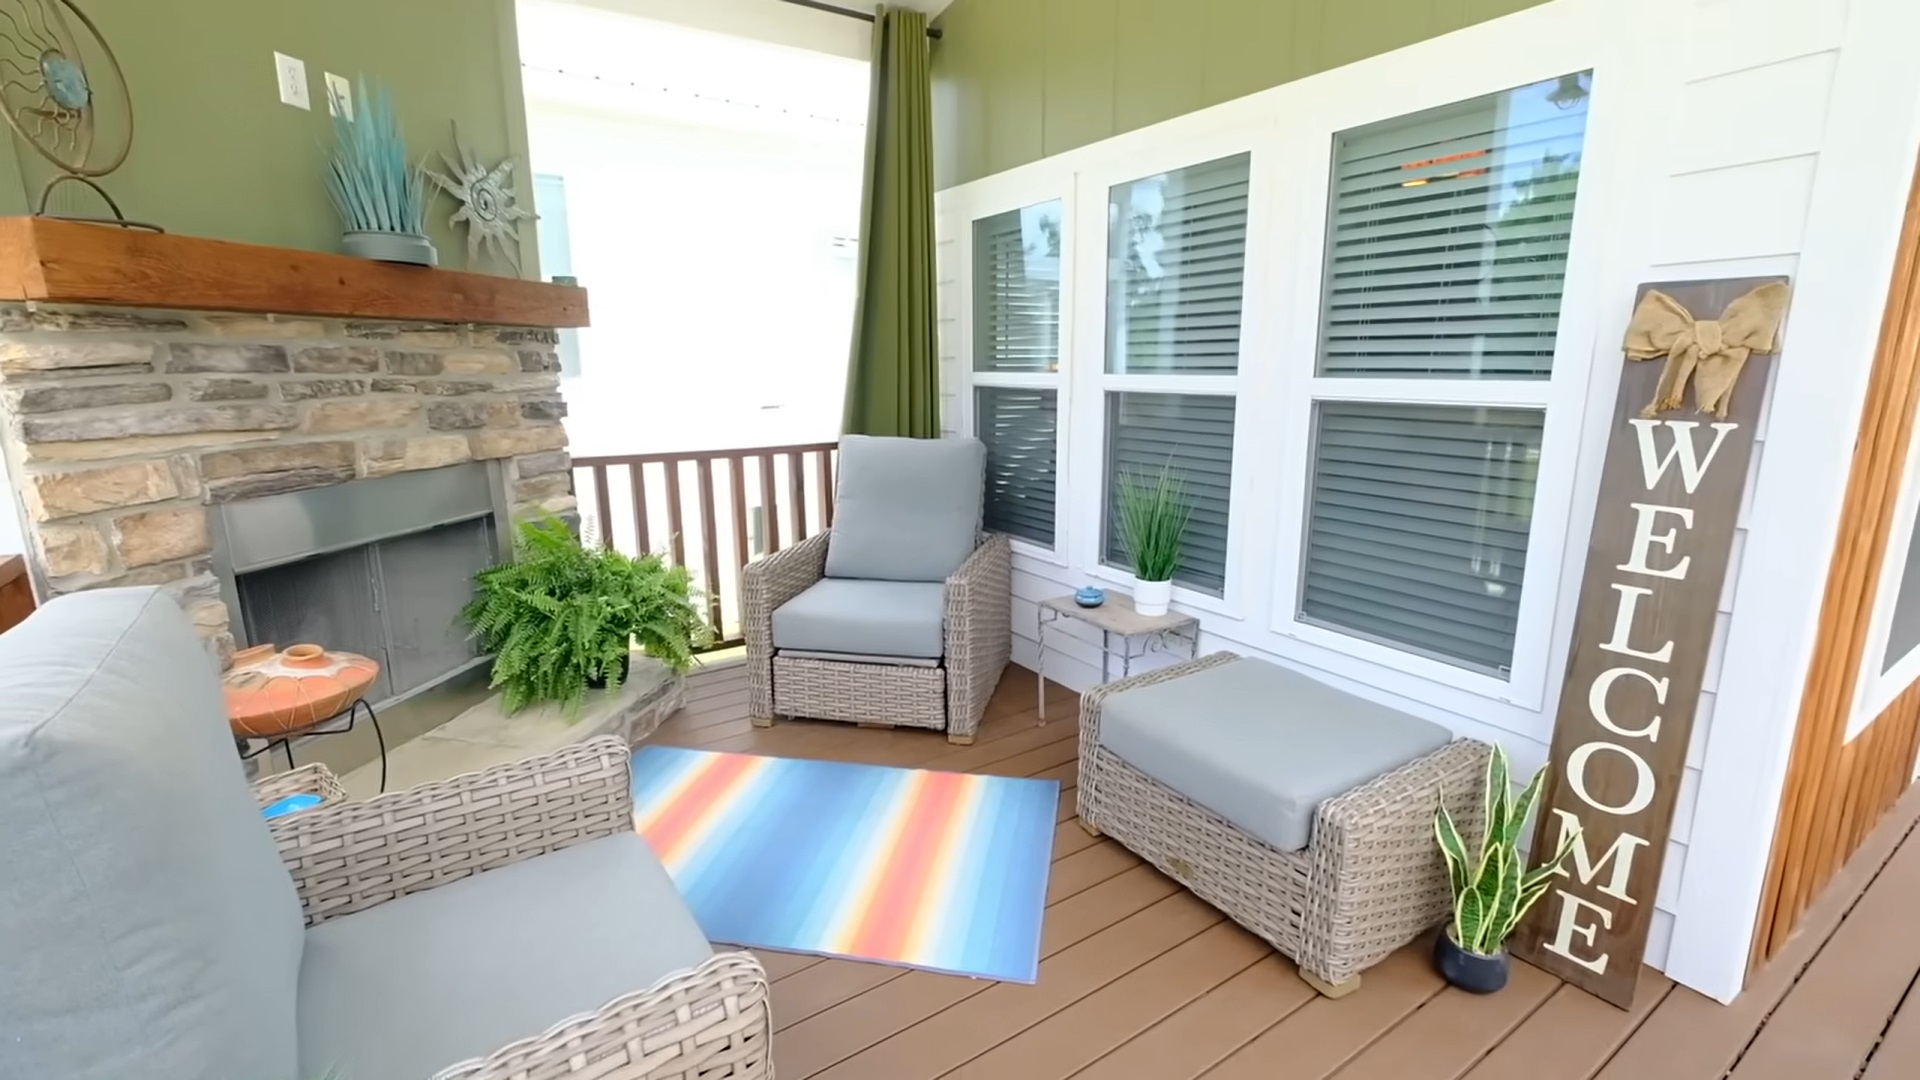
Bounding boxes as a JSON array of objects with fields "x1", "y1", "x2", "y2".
[
  {"x1": 323, "y1": 76, "x2": 437, "y2": 267},
  {"x1": 462, "y1": 515, "x2": 709, "y2": 715},
  {"x1": 1432, "y1": 745, "x2": 1581, "y2": 992},
  {"x1": 1114, "y1": 463, "x2": 1191, "y2": 616}
]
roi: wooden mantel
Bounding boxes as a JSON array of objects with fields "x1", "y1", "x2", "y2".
[{"x1": 0, "y1": 217, "x2": 589, "y2": 329}]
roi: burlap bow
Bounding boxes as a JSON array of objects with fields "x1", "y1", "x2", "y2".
[{"x1": 1623, "y1": 282, "x2": 1789, "y2": 419}]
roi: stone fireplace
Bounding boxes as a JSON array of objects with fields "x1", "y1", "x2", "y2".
[{"x1": 0, "y1": 302, "x2": 576, "y2": 674}]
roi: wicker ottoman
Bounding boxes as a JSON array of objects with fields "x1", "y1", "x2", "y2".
[{"x1": 1077, "y1": 652, "x2": 1490, "y2": 997}]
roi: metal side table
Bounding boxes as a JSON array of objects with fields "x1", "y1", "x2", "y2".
[{"x1": 1036, "y1": 593, "x2": 1200, "y2": 720}]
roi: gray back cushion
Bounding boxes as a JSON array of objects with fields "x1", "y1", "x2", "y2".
[
  {"x1": 0, "y1": 588, "x2": 304, "y2": 1080},
  {"x1": 825, "y1": 435, "x2": 986, "y2": 582}
]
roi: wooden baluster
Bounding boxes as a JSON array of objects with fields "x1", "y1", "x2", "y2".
[
  {"x1": 590, "y1": 464, "x2": 613, "y2": 548},
  {"x1": 758, "y1": 452, "x2": 780, "y2": 552},
  {"x1": 695, "y1": 457, "x2": 723, "y2": 639},
  {"x1": 787, "y1": 452, "x2": 808, "y2": 540},
  {"x1": 728, "y1": 453, "x2": 750, "y2": 562},
  {"x1": 816, "y1": 449, "x2": 834, "y2": 528},
  {"x1": 663, "y1": 459, "x2": 686, "y2": 568},
  {"x1": 628, "y1": 463, "x2": 651, "y2": 553}
]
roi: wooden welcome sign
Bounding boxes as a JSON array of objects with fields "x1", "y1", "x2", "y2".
[{"x1": 1509, "y1": 276, "x2": 1791, "y2": 1007}]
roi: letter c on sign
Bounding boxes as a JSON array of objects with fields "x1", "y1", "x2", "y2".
[{"x1": 1567, "y1": 741, "x2": 1656, "y2": 816}]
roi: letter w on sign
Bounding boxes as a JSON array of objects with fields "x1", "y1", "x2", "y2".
[{"x1": 1509, "y1": 277, "x2": 1789, "y2": 1008}]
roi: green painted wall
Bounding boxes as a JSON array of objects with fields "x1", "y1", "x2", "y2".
[
  {"x1": 930, "y1": 0, "x2": 1550, "y2": 189},
  {"x1": 2, "y1": 0, "x2": 534, "y2": 274}
]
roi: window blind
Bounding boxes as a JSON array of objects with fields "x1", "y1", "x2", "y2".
[
  {"x1": 1104, "y1": 392, "x2": 1237, "y2": 593},
  {"x1": 977, "y1": 386, "x2": 1058, "y2": 546},
  {"x1": 973, "y1": 203, "x2": 1062, "y2": 373},
  {"x1": 1107, "y1": 153, "x2": 1251, "y2": 375},
  {"x1": 1319, "y1": 74, "x2": 1590, "y2": 379},
  {"x1": 1300, "y1": 402, "x2": 1543, "y2": 673}
]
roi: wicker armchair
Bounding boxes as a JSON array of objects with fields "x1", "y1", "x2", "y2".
[
  {"x1": 1077, "y1": 654, "x2": 1490, "y2": 996},
  {"x1": 742, "y1": 435, "x2": 1012, "y2": 744},
  {"x1": 252, "y1": 737, "x2": 771, "y2": 1080}
]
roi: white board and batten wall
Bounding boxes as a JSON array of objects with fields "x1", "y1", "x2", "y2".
[{"x1": 934, "y1": 0, "x2": 1920, "y2": 1003}]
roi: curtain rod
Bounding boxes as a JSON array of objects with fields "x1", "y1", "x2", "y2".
[{"x1": 775, "y1": 0, "x2": 943, "y2": 40}]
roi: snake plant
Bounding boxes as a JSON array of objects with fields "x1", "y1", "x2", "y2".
[{"x1": 1433, "y1": 745, "x2": 1581, "y2": 956}]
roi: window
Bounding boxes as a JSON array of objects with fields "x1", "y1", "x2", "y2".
[
  {"x1": 1101, "y1": 153, "x2": 1250, "y2": 593},
  {"x1": 1105, "y1": 392, "x2": 1237, "y2": 593},
  {"x1": 972, "y1": 200, "x2": 1064, "y2": 547},
  {"x1": 1296, "y1": 73, "x2": 1590, "y2": 675}
]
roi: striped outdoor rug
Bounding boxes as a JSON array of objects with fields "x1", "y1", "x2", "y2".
[{"x1": 631, "y1": 746, "x2": 1058, "y2": 983}]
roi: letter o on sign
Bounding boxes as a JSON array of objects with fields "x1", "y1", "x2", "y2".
[{"x1": 1567, "y1": 741, "x2": 1656, "y2": 816}]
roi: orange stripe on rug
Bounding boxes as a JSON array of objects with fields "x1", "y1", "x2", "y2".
[
  {"x1": 638, "y1": 753, "x2": 763, "y2": 859},
  {"x1": 819, "y1": 770, "x2": 927, "y2": 954},
  {"x1": 840, "y1": 769, "x2": 973, "y2": 961}
]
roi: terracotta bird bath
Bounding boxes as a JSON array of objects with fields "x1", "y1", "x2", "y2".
[{"x1": 224, "y1": 643, "x2": 381, "y2": 739}]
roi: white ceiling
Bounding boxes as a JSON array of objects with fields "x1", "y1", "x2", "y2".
[{"x1": 535, "y1": 0, "x2": 954, "y2": 62}]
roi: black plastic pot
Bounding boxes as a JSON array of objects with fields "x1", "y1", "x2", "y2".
[
  {"x1": 1434, "y1": 929, "x2": 1509, "y2": 994},
  {"x1": 587, "y1": 652, "x2": 632, "y2": 690}
]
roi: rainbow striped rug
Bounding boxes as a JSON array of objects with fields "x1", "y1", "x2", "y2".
[{"x1": 631, "y1": 747, "x2": 1058, "y2": 983}]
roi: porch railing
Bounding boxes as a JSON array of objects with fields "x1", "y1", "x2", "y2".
[{"x1": 571, "y1": 441, "x2": 838, "y2": 649}]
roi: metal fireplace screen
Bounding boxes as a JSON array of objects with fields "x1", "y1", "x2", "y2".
[{"x1": 214, "y1": 462, "x2": 508, "y2": 707}]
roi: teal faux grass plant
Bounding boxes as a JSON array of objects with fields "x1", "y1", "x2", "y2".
[{"x1": 323, "y1": 77, "x2": 436, "y2": 265}]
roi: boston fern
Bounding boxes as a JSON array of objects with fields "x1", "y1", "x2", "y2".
[
  {"x1": 463, "y1": 516, "x2": 709, "y2": 714},
  {"x1": 1115, "y1": 463, "x2": 1191, "y2": 582},
  {"x1": 1434, "y1": 745, "x2": 1581, "y2": 956}
]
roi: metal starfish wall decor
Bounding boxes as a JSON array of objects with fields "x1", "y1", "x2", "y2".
[{"x1": 425, "y1": 124, "x2": 535, "y2": 272}]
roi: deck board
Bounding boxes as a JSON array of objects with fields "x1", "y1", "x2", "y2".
[{"x1": 655, "y1": 663, "x2": 1920, "y2": 1080}]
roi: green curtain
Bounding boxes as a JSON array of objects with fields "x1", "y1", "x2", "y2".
[{"x1": 842, "y1": 6, "x2": 939, "y2": 438}]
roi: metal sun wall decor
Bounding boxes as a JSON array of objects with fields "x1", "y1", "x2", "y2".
[
  {"x1": 0, "y1": 0, "x2": 151, "y2": 228},
  {"x1": 426, "y1": 123, "x2": 535, "y2": 272}
]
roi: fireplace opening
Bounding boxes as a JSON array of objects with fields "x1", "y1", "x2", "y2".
[{"x1": 212, "y1": 462, "x2": 510, "y2": 709}]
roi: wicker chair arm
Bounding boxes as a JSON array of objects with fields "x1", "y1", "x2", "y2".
[
  {"x1": 742, "y1": 531, "x2": 830, "y2": 720},
  {"x1": 742, "y1": 531, "x2": 830, "y2": 620},
  {"x1": 942, "y1": 533, "x2": 1014, "y2": 740},
  {"x1": 433, "y1": 951, "x2": 772, "y2": 1080},
  {"x1": 1305, "y1": 737, "x2": 1492, "y2": 978},
  {"x1": 270, "y1": 737, "x2": 633, "y2": 927},
  {"x1": 251, "y1": 761, "x2": 347, "y2": 808}
]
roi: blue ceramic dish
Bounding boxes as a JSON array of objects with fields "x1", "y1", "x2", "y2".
[{"x1": 1073, "y1": 586, "x2": 1106, "y2": 608}]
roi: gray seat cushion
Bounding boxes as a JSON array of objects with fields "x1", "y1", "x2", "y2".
[
  {"x1": 0, "y1": 588, "x2": 305, "y2": 1080},
  {"x1": 1098, "y1": 657, "x2": 1453, "y2": 852},
  {"x1": 297, "y1": 833, "x2": 713, "y2": 1080},
  {"x1": 824, "y1": 435, "x2": 985, "y2": 582},
  {"x1": 772, "y1": 578, "x2": 946, "y2": 659}
]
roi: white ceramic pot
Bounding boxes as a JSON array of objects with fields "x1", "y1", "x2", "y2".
[{"x1": 1132, "y1": 577, "x2": 1173, "y2": 617}]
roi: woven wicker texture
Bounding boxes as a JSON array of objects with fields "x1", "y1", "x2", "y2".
[
  {"x1": 251, "y1": 761, "x2": 348, "y2": 808},
  {"x1": 432, "y1": 951, "x2": 771, "y2": 1080},
  {"x1": 268, "y1": 737, "x2": 632, "y2": 927},
  {"x1": 743, "y1": 528, "x2": 1013, "y2": 742},
  {"x1": 1078, "y1": 653, "x2": 1491, "y2": 987}
]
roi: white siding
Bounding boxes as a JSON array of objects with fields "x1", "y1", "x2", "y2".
[{"x1": 934, "y1": 0, "x2": 1918, "y2": 999}]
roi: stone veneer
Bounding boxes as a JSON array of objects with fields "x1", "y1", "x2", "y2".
[{"x1": 0, "y1": 304, "x2": 575, "y2": 663}]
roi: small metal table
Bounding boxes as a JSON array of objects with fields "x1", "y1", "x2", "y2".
[{"x1": 1036, "y1": 593, "x2": 1200, "y2": 720}]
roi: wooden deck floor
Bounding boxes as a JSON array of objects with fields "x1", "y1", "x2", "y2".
[{"x1": 659, "y1": 660, "x2": 1920, "y2": 1080}]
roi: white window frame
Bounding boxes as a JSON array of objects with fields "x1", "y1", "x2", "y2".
[
  {"x1": 1069, "y1": 126, "x2": 1276, "y2": 616},
  {"x1": 941, "y1": 2, "x2": 1616, "y2": 710},
  {"x1": 1849, "y1": 420, "x2": 1920, "y2": 738},
  {"x1": 953, "y1": 175, "x2": 1077, "y2": 567},
  {"x1": 1262, "y1": 61, "x2": 1614, "y2": 709}
]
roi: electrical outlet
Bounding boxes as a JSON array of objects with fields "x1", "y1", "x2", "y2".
[
  {"x1": 324, "y1": 72, "x2": 352, "y2": 120},
  {"x1": 273, "y1": 51, "x2": 309, "y2": 110}
]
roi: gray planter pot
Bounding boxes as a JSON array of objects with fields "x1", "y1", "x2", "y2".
[{"x1": 342, "y1": 230, "x2": 438, "y2": 267}]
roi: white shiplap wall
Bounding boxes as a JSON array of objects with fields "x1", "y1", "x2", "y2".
[{"x1": 933, "y1": 0, "x2": 1892, "y2": 994}]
